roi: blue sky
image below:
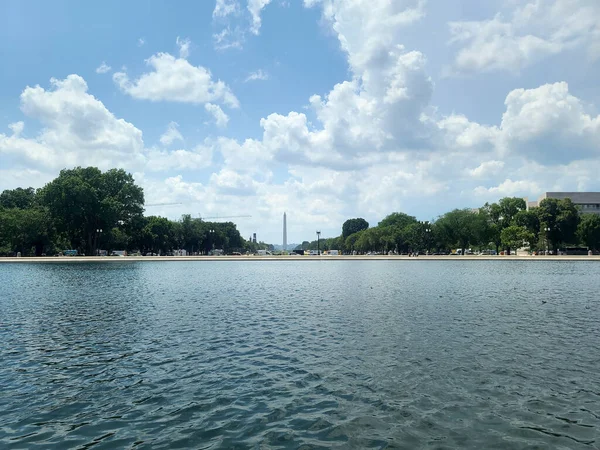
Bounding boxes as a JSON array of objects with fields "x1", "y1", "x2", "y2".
[{"x1": 1, "y1": 0, "x2": 600, "y2": 244}]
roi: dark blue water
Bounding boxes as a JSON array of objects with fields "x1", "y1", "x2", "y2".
[{"x1": 1, "y1": 261, "x2": 599, "y2": 449}]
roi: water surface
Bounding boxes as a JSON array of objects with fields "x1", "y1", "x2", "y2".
[{"x1": 1, "y1": 261, "x2": 599, "y2": 448}]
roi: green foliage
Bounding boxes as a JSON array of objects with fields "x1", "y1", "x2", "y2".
[
  {"x1": 40, "y1": 167, "x2": 144, "y2": 255},
  {"x1": 378, "y1": 212, "x2": 417, "y2": 229},
  {"x1": 0, "y1": 167, "x2": 247, "y2": 257},
  {"x1": 577, "y1": 214, "x2": 600, "y2": 251},
  {"x1": 537, "y1": 198, "x2": 579, "y2": 249},
  {"x1": 342, "y1": 218, "x2": 369, "y2": 239},
  {"x1": 501, "y1": 226, "x2": 534, "y2": 253},
  {"x1": 0, "y1": 187, "x2": 37, "y2": 210},
  {"x1": 436, "y1": 209, "x2": 487, "y2": 252}
]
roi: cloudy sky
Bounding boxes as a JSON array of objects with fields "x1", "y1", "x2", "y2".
[{"x1": 1, "y1": 0, "x2": 599, "y2": 244}]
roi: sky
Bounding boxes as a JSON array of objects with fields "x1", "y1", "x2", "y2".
[{"x1": 1, "y1": 0, "x2": 600, "y2": 245}]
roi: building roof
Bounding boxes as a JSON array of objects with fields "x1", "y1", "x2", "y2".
[{"x1": 541, "y1": 192, "x2": 600, "y2": 203}]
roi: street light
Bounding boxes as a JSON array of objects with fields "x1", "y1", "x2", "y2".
[
  {"x1": 95, "y1": 228, "x2": 103, "y2": 256},
  {"x1": 419, "y1": 221, "x2": 432, "y2": 254},
  {"x1": 209, "y1": 229, "x2": 215, "y2": 254},
  {"x1": 316, "y1": 230, "x2": 321, "y2": 256},
  {"x1": 544, "y1": 226, "x2": 551, "y2": 255}
]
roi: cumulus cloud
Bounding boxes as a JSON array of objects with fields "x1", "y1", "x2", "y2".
[
  {"x1": 448, "y1": 0, "x2": 600, "y2": 73},
  {"x1": 95, "y1": 62, "x2": 111, "y2": 74},
  {"x1": 498, "y1": 82, "x2": 600, "y2": 163},
  {"x1": 210, "y1": 168, "x2": 258, "y2": 195},
  {"x1": 145, "y1": 146, "x2": 213, "y2": 172},
  {"x1": 1, "y1": 74, "x2": 145, "y2": 170},
  {"x1": 474, "y1": 179, "x2": 541, "y2": 198},
  {"x1": 4, "y1": 0, "x2": 600, "y2": 244},
  {"x1": 245, "y1": 0, "x2": 434, "y2": 170},
  {"x1": 159, "y1": 121, "x2": 184, "y2": 146},
  {"x1": 113, "y1": 51, "x2": 239, "y2": 108},
  {"x1": 469, "y1": 160, "x2": 505, "y2": 178},
  {"x1": 205, "y1": 103, "x2": 229, "y2": 128},
  {"x1": 0, "y1": 75, "x2": 215, "y2": 184}
]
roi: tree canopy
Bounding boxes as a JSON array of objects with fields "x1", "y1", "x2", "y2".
[{"x1": 0, "y1": 167, "x2": 249, "y2": 256}]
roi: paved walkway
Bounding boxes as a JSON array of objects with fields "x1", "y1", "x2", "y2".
[{"x1": 1, "y1": 255, "x2": 599, "y2": 263}]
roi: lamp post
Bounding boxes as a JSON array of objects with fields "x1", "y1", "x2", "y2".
[
  {"x1": 316, "y1": 230, "x2": 321, "y2": 256},
  {"x1": 95, "y1": 228, "x2": 103, "y2": 256},
  {"x1": 544, "y1": 226, "x2": 551, "y2": 255},
  {"x1": 209, "y1": 229, "x2": 215, "y2": 254},
  {"x1": 425, "y1": 226, "x2": 431, "y2": 254}
]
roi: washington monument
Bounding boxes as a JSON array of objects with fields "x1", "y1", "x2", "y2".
[{"x1": 283, "y1": 212, "x2": 287, "y2": 250}]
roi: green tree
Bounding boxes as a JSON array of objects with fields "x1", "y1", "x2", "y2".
[
  {"x1": 143, "y1": 216, "x2": 175, "y2": 255},
  {"x1": 577, "y1": 214, "x2": 600, "y2": 251},
  {"x1": 437, "y1": 209, "x2": 487, "y2": 253},
  {"x1": 537, "y1": 198, "x2": 579, "y2": 251},
  {"x1": 378, "y1": 212, "x2": 417, "y2": 229},
  {"x1": 0, "y1": 207, "x2": 51, "y2": 256},
  {"x1": 344, "y1": 232, "x2": 362, "y2": 253},
  {"x1": 501, "y1": 226, "x2": 534, "y2": 254},
  {"x1": 513, "y1": 209, "x2": 540, "y2": 249},
  {"x1": 40, "y1": 167, "x2": 144, "y2": 255},
  {"x1": 342, "y1": 218, "x2": 369, "y2": 239},
  {"x1": 0, "y1": 187, "x2": 37, "y2": 209}
]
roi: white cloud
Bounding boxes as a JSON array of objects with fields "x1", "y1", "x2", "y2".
[
  {"x1": 1, "y1": 75, "x2": 145, "y2": 170},
  {"x1": 437, "y1": 114, "x2": 499, "y2": 152},
  {"x1": 95, "y1": 62, "x2": 111, "y2": 74},
  {"x1": 145, "y1": 146, "x2": 212, "y2": 172},
  {"x1": 245, "y1": 1, "x2": 434, "y2": 170},
  {"x1": 498, "y1": 82, "x2": 600, "y2": 163},
  {"x1": 212, "y1": 27, "x2": 244, "y2": 51},
  {"x1": 448, "y1": 0, "x2": 600, "y2": 73},
  {"x1": 113, "y1": 50, "x2": 239, "y2": 108},
  {"x1": 469, "y1": 160, "x2": 505, "y2": 178},
  {"x1": 159, "y1": 121, "x2": 184, "y2": 146},
  {"x1": 176, "y1": 36, "x2": 191, "y2": 59},
  {"x1": 215, "y1": 137, "x2": 270, "y2": 172},
  {"x1": 205, "y1": 103, "x2": 229, "y2": 128},
  {"x1": 245, "y1": 69, "x2": 269, "y2": 82},
  {"x1": 138, "y1": 38, "x2": 145, "y2": 47},
  {"x1": 8, "y1": 121, "x2": 24, "y2": 137},
  {"x1": 213, "y1": 0, "x2": 239, "y2": 17},
  {"x1": 474, "y1": 179, "x2": 541, "y2": 198},
  {"x1": 248, "y1": 0, "x2": 273, "y2": 35},
  {"x1": 210, "y1": 168, "x2": 258, "y2": 195}
]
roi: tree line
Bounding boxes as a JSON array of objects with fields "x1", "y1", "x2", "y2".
[
  {"x1": 3, "y1": 168, "x2": 600, "y2": 257},
  {"x1": 0, "y1": 167, "x2": 254, "y2": 256},
  {"x1": 297, "y1": 197, "x2": 600, "y2": 255}
]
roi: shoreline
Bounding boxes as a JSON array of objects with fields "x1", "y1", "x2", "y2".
[{"x1": 1, "y1": 255, "x2": 600, "y2": 263}]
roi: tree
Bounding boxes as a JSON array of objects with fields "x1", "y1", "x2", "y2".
[
  {"x1": 498, "y1": 197, "x2": 527, "y2": 224},
  {"x1": 378, "y1": 212, "x2": 417, "y2": 229},
  {"x1": 513, "y1": 210, "x2": 540, "y2": 249},
  {"x1": 0, "y1": 187, "x2": 37, "y2": 210},
  {"x1": 40, "y1": 167, "x2": 144, "y2": 255},
  {"x1": 0, "y1": 207, "x2": 51, "y2": 256},
  {"x1": 143, "y1": 216, "x2": 175, "y2": 255},
  {"x1": 480, "y1": 198, "x2": 526, "y2": 253},
  {"x1": 342, "y1": 218, "x2": 369, "y2": 239},
  {"x1": 537, "y1": 198, "x2": 579, "y2": 251},
  {"x1": 436, "y1": 209, "x2": 487, "y2": 253},
  {"x1": 344, "y1": 232, "x2": 362, "y2": 253},
  {"x1": 577, "y1": 214, "x2": 600, "y2": 251},
  {"x1": 501, "y1": 226, "x2": 534, "y2": 254}
]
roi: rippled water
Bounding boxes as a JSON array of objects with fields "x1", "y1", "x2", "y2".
[{"x1": 1, "y1": 260, "x2": 599, "y2": 449}]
